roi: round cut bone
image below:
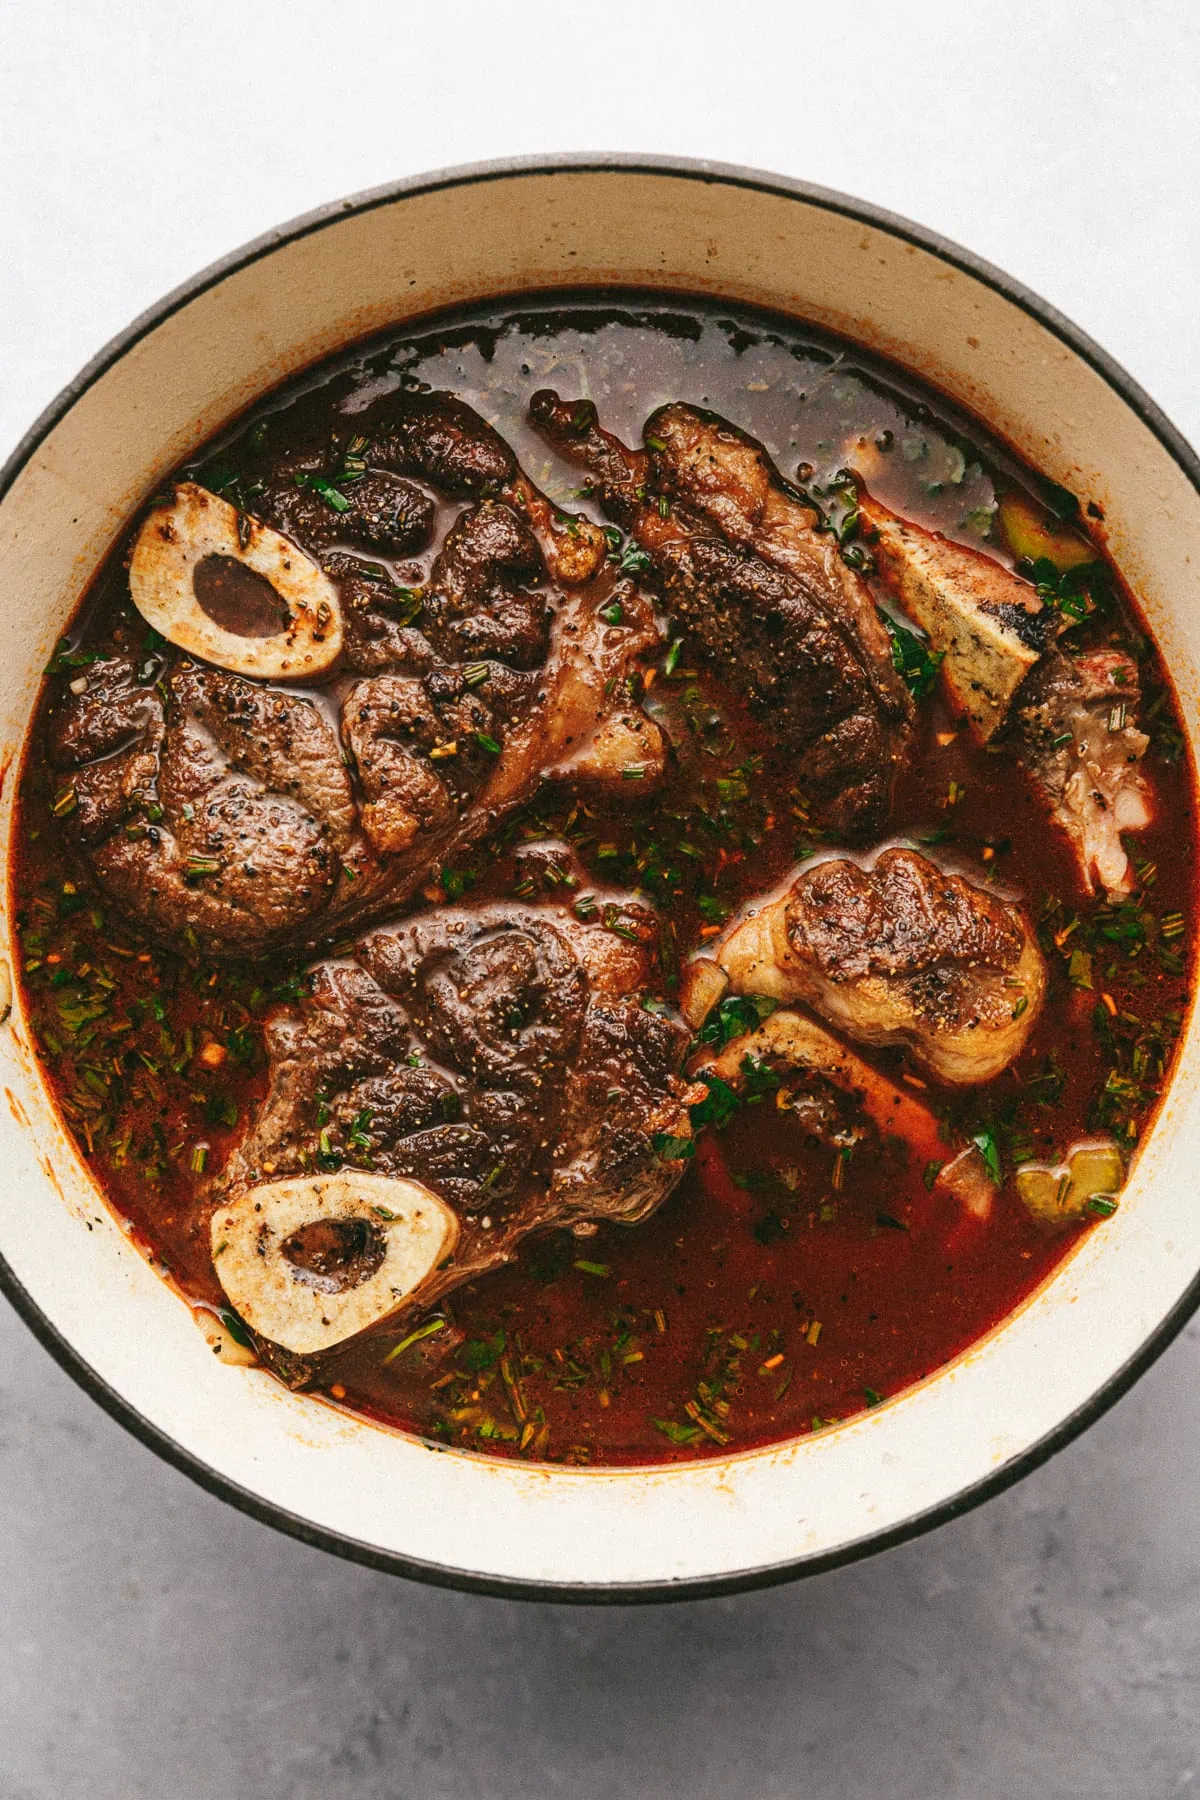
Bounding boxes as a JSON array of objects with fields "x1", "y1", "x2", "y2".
[
  {"x1": 210, "y1": 1172, "x2": 458, "y2": 1354},
  {"x1": 129, "y1": 482, "x2": 343, "y2": 679}
]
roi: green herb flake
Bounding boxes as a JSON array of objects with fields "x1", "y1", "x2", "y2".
[
  {"x1": 1068, "y1": 947, "x2": 1094, "y2": 989},
  {"x1": 218, "y1": 1309, "x2": 254, "y2": 1349},
  {"x1": 602, "y1": 903, "x2": 640, "y2": 942},
  {"x1": 653, "y1": 1417, "x2": 702, "y2": 1445},
  {"x1": 696, "y1": 992, "x2": 778, "y2": 1049},
  {"x1": 879, "y1": 609, "x2": 944, "y2": 701},
  {"x1": 383, "y1": 1317, "x2": 446, "y2": 1364},
  {"x1": 297, "y1": 472, "x2": 352, "y2": 512},
  {"x1": 618, "y1": 543, "x2": 652, "y2": 577},
  {"x1": 441, "y1": 865, "x2": 473, "y2": 901},
  {"x1": 696, "y1": 893, "x2": 730, "y2": 924},
  {"x1": 689, "y1": 1074, "x2": 740, "y2": 1132},
  {"x1": 972, "y1": 1127, "x2": 1002, "y2": 1185}
]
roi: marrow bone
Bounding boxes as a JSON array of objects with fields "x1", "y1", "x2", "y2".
[
  {"x1": 858, "y1": 491, "x2": 1060, "y2": 743},
  {"x1": 130, "y1": 482, "x2": 343, "y2": 680},
  {"x1": 210, "y1": 1171, "x2": 457, "y2": 1354}
]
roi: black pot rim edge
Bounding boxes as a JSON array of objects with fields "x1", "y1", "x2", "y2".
[{"x1": 2, "y1": 151, "x2": 1198, "y2": 1608}]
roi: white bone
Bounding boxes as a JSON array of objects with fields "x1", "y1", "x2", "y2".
[
  {"x1": 210, "y1": 1172, "x2": 457, "y2": 1354},
  {"x1": 129, "y1": 482, "x2": 343, "y2": 679}
]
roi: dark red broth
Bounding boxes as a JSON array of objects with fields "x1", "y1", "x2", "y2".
[{"x1": 12, "y1": 296, "x2": 1196, "y2": 1465}]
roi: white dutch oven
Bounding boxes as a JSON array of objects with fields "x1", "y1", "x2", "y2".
[{"x1": 1, "y1": 157, "x2": 1197, "y2": 1600}]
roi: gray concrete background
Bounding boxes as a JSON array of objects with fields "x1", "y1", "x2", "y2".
[{"x1": 2, "y1": 3, "x2": 1198, "y2": 1794}]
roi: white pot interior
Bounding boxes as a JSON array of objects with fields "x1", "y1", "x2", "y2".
[{"x1": 1, "y1": 161, "x2": 1198, "y2": 1594}]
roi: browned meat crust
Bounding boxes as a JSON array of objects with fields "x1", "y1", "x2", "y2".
[
  {"x1": 48, "y1": 655, "x2": 357, "y2": 954},
  {"x1": 713, "y1": 847, "x2": 1046, "y2": 1085},
  {"x1": 370, "y1": 391, "x2": 519, "y2": 495},
  {"x1": 789, "y1": 849, "x2": 1024, "y2": 982},
  {"x1": 260, "y1": 468, "x2": 437, "y2": 559},
  {"x1": 528, "y1": 391, "x2": 913, "y2": 837},
  {"x1": 646, "y1": 404, "x2": 908, "y2": 721}
]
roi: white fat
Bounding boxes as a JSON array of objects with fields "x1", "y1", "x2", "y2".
[
  {"x1": 211, "y1": 1172, "x2": 458, "y2": 1354},
  {"x1": 1089, "y1": 829, "x2": 1134, "y2": 898},
  {"x1": 715, "y1": 908, "x2": 793, "y2": 999},
  {"x1": 1065, "y1": 742, "x2": 1153, "y2": 899},
  {"x1": 129, "y1": 482, "x2": 343, "y2": 679},
  {"x1": 1113, "y1": 783, "x2": 1151, "y2": 830},
  {"x1": 549, "y1": 710, "x2": 666, "y2": 786}
]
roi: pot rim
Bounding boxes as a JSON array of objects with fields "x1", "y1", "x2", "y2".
[{"x1": 3, "y1": 152, "x2": 1198, "y2": 1605}]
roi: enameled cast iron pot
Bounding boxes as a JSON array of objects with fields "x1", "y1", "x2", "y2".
[{"x1": 2, "y1": 156, "x2": 1198, "y2": 1601}]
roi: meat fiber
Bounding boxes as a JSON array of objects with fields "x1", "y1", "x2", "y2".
[{"x1": 1013, "y1": 647, "x2": 1152, "y2": 898}]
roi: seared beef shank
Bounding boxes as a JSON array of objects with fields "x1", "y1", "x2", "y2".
[
  {"x1": 210, "y1": 900, "x2": 698, "y2": 1366},
  {"x1": 529, "y1": 392, "x2": 914, "y2": 836},
  {"x1": 47, "y1": 653, "x2": 358, "y2": 954},
  {"x1": 853, "y1": 479, "x2": 1153, "y2": 897},
  {"x1": 46, "y1": 395, "x2": 664, "y2": 958}
]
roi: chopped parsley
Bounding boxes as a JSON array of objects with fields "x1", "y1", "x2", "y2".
[{"x1": 879, "y1": 609, "x2": 944, "y2": 700}]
